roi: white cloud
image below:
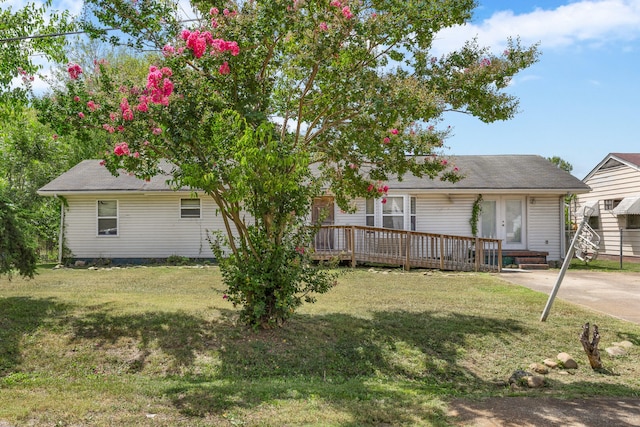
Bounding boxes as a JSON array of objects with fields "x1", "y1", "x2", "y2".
[{"x1": 432, "y1": 0, "x2": 640, "y2": 55}]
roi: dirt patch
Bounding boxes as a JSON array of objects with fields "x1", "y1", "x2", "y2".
[{"x1": 447, "y1": 397, "x2": 640, "y2": 426}]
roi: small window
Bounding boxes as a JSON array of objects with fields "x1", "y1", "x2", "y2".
[
  {"x1": 604, "y1": 199, "x2": 622, "y2": 210},
  {"x1": 587, "y1": 215, "x2": 600, "y2": 230},
  {"x1": 627, "y1": 215, "x2": 640, "y2": 229},
  {"x1": 365, "y1": 198, "x2": 375, "y2": 226},
  {"x1": 97, "y1": 200, "x2": 118, "y2": 236},
  {"x1": 181, "y1": 199, "x2": 201, "y2": 219},
  {"x1": 410, "y1": 197, "x2": 416, "y2": 231}
]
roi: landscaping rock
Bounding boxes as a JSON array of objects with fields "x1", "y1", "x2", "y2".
[
  {"x1": 613, "y1": 341, "x2": 634, "y2": 349},
  {"x1": 606, "y1": 346, "x2": 627, "y2": 357},
  {"x1": 557, "y1": 352, "x2": 578, "y2": 369},
  {"x1": 527, "y1": 375, "x2": 545, "y2": 388},
  {"x1": 74, "y1": 260, "x2": 86, "y2": 267},
  {"x1": 528, "y1": 363, "x2": 549, "y2": 374},
  {"x1": 543, "y1": 358, "x2": 559, "y2": 369},
  {"x1": 508, "y1": 370, "x2": 532, "y2": 386}
]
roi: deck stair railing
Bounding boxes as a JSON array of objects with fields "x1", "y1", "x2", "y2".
[{"x1": 311, "y1": 225, "x2": 502, "y2": 272}]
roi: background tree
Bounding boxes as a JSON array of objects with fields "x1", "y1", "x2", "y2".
[
  {"x1": 0, "y1": 0, "x2": 74, "y2": 115},
  {"x1": 40, "y1": 0, "x2": 539, "y2": 328},
  {"x1": 548, "y1": 155, "x2": 573, "y2": 174},
  {"x1": 0, "y1": 194, "x2": 37, "y2": 278}
]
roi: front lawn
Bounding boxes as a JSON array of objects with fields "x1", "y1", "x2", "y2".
[{"x1": 1, "y1": 266, "x2": 639, "y2": 426}]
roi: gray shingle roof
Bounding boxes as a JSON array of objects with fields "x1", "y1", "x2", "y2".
[
  {"x1": 38, "y1": 160, "x2": 179, "y2": 194},
  {"x1": 38, "y1": 155, "x2": 590, "y2": 195}
]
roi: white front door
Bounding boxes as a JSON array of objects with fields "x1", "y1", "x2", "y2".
[{"x1": 480, "y1": 197, "x2": 526, "y2": 250}]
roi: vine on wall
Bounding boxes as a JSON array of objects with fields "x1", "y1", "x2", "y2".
[{"x1": 470, "y1": 194, "x2": 483, "y2": 237}]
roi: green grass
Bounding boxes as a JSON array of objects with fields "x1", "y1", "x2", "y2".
[
  {"x1": 570, "y1": 257, "x2": 640, "y2": 272},
  {"x1": 1, "y1": 266, "x2": 639, "y2": 426}
]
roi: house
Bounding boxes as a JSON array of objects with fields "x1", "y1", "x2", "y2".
[
  {"x1": 576, "y1": 153, "x2": 640, "y2": 261},
  {"x1": 38, "y1": 155, "x2": 590, "y2": 266}
]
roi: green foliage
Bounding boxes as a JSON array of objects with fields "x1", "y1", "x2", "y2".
[
  {"x1": 39, "y1": 0, "x2": 539, "y2": 327},
  {"x1": 0, "y1": 196, "x2": 37, "y2": 278},
  {"x1": 0, "y1": 0, "x2": 74, "y2": 116},
  {"x1": 548, "y1": 155, "x2": 574, "y2": 174},
  {"x1": 470, "y1": 194, "x2": 483, "y2": 237}
]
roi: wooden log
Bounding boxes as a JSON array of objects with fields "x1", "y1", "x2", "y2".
[{"x1": 579, "y1": 322, "x2": 603, "y2": 369}]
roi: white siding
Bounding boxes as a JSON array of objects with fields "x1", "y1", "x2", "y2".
[
  {"x1": 527, "y1": 196, "x2": 562, "y2": 260},
  {"x1": 578, "y1": 164, "x2": 640, "y2": 257},
  {"x1": 65, "y1": 194, "x2": 223, "y2": 259}
]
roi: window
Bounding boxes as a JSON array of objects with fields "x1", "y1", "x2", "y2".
[
  {"x1": 587, "y1": 215, "x2": 600, "y2": 230},
  {"x1": 410, "y1": 197, "x2": 416, "y2": 231},
  {"x1": 181, "y1": 198, "x2": 201, "y2": 218},
  {"x1": 604, "y1": 199, "x2": 622, "y2": 210},
  {"x1": 366, "y1": 196, "x2": 416, "y2": 230},
  {"x1": 627, "y1": 215, "x2": 640, "y2": 229},
  {"x1": 382, "y1": 196, "x2": 404, "y2": 230},
  {"x1": 97, "y1": 200, "x2": 118, "y2": 236},
  {"x1": 365, "y1": 198, "x2": 374, "y2": 226}
]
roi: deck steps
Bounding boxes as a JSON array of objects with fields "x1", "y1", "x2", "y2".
[{"x1": 504, "y1": 250, "x2": 549, "y2": 270}]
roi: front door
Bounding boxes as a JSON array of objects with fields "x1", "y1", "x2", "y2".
[
  {"x1": 312, "y1": 197, "x2": 335, "y2": 250},
  {"x1": 480, "y1": 197, "x2": 526, "y2": 250}
]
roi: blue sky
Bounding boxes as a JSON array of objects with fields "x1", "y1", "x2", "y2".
[
  {"x1": 432, "y1": 0, "x2": 640, "y2": 178},
  {"x1": 5, "y1": 0, "x2": 640, "y2": 178}
]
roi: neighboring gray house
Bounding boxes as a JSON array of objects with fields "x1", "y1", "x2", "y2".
[
  {"x1": 576, "y1": 153, "x2": 640, "y2": 260},
  {"x1": 39, "y1": 155, "x2": 590, "y2": 265}
]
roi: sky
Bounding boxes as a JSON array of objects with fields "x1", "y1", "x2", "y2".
[
  {"x1": 430, "y1": 0, "x2": 640, "y2": 179},
  {"x1": 4, "y1": 0, "x2": 640, "y2": 178}
]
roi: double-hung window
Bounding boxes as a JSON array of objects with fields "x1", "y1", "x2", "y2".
[
  {"x1": 366, "y1": 196, "x2": 416, "y2": 231},
  {"x1": 180, "y1": 199, "x2": 201, "y2": 219},
  {"x1": 97, "y1": 200, "x2": 118, "y2": 236}
]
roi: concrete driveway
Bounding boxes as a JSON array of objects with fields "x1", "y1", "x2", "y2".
[{"x1": 497, "y1": 269, "x2": 640, "y2": 324}]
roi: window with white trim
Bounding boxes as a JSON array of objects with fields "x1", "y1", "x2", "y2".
[
  {"x1": 180, "y1": 198, "x2": 201, "y2": 219},
  {"x1": 604, "y1": 199, "x2": 622, "y2": 210},
  {"x1": 365, "y1": 198, "x2": 374, "y2": 226},
  {"x1": 97, "y1": 200, "x2": 118, "y2": 236},
  {"x1": 366, "y1": 196, "x2": 416, "y2": 230}
]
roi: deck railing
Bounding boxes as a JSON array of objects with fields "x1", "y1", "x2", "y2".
[{"x1": 311, "y1": 225, "x2": 502, "y2": 272}]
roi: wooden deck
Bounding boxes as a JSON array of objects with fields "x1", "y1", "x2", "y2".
[{"x1": 311, "y1": 225, "x2": 502, "y2": 272}]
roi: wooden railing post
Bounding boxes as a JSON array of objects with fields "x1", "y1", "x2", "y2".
[
  {"x1": 497, "y1": 240, "x2": 502, "y2": 272},
  {"x1": 350, "y1": 226, "x2": 356, "y2": 268},
  {"x1": 405, "y1": 231, "x2": 411, "y2": 271},
  {"x1": 475, "y1": 237, "x2": 480, "y2": 272},
  {"x1": 440, "y1": 234, "x2": 445, "y2": 270}
]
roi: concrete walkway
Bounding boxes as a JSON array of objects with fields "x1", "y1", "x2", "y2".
[{"x1": 497, "y1": 269, "x2": 640, "y2": 324}]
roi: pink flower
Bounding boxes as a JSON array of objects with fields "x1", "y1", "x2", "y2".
[
  {"x1": 73, "y1": 96, "x2": 80, "y2": 102},
  {"x1": 367, "y1": 184, "x2": 375, "y2": 192},
  {"x1": 330, "y1": 0, "x2": 341, "y2": 6},
  {"x1": 383, "y1": 137, "x2": 390, "y2": 144},
  {"x1": 441, "y1": 159, "x2": 448, "y2": 165},
  {"x1": 143, "y1": 140, "x2": 150, "y2": 146},
  {"x1": 137, "y1": 103, "x2": 149, "y2": 112},
  {"x1": 87, "y1": 100, "x2": 99, "y2": 111},
  {"x1": 319, "y1": 22, "x2": 328, "y2": 31},
  {"x1": 162, "y1": 45, "x2": 175, "y2": 56},
  {"x1": 382, "y1": 185, "x2": 389, "y2": 193},
  {"x1": 349, "y1": 163, "x2": 358, "y2": 169},
  {"x1": 390, "y1": 128, "x2": 398, "y2": 135},
  {"x1": 99, "y1": 160, "x2": 106, "y2": 166},
  {"x1": 180, "y1": 29, "x2": 191, "y2": 40},
  {"x1": 67, "y1": 63, "x2": 83, "y2": 80},
  {"x1": 453, "y1": 166, "x2": 459, "y2": 172},
  {"x1": 52, "y1": 134, "x2": 58, "y2": 140},
  {"x1": 162, "y1": 78, "x2": 174, "y2": 96},
  {"x1": 122, "y1": 109, "x2": 134, "y2": 121},
  {"x1": 120, "y1": 97, "x2": 130, "y2": 113},
  {"x1": 210, "y1": 7, "x2": 219, "y2": 15},
  {"x1": 102, "y1": 124, "x2": 115, "y2": 133},
  {"x1": 428, "y1": 125, "x2": 434, "y2": 131},
  {"x1": 295, "y1": 246, "x2": 305, "y2": 255},
  {"x1": 223, "y1": 8, "x2": 230, "y2": 16},
  {"x1": 219, "y1": 61, "x2": 230, "y2": 75},
  {"x1": 117, "y1": 125, "x2": 125, "y2": 132},
  {"x1": 78, "y1": 112, "x2": 85, "y2": 119},
  {"x1": 113, "y1": 142, "x2": 130, "y2": 156},
  {"x1": 152, "y1": 127, "x2": 162, "y2": 135},
  {"x1": 341, "y1": 6, "x2": 353, "y2": 19},
  {"x1": 222, "y1": 294, "x2": 228, "y2": 300},
  {"x1": 381, "y1": 198, "x2": 387, "y2": 204},
  {"x1": 109, "y1": 112, "x2": 118, "y2": 121},
  {"x1": 133, "y1": 151, "x2": 140, "y2": 158}
]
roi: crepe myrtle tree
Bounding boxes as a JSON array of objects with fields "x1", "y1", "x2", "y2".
[{"x1": 39, "y1": 0, "x2": 538, "y2": 327}]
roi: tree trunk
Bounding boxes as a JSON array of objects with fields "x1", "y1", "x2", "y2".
[{"x1": 579, "y1": 322, "x2": 602, "y2": 369}]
